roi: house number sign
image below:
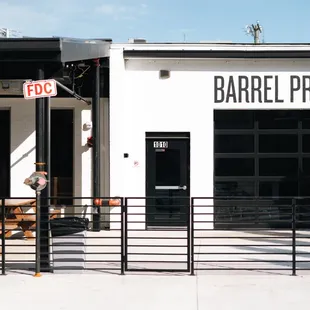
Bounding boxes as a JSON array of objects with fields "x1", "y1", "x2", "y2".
[{"x1": 153, "y1": 141, "x2": 168, "y2": 148}]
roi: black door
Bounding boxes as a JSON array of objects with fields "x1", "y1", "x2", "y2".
[
  {"x1": 146, "y1": 133, "x2": 190, "y2": 227},
  {"x1": 51, "y1": 110, "x2": 74, "y2": 206},
  {"x1": 0, "y1": 110, "x2": 10, "y2": 197}
]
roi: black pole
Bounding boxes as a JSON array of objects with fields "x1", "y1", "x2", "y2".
[
  {"x1": 92, "y1": 59, "x2": 101, "y2": 232},
  {"x1": 34, "y1": 191, "x2": 41, "y2": 277},
  {"x1": 190, "y1": 198, "x2": 195, "y2": 275},
  {"x1": 44, "y1": 97, "x2": 51, "y2": 198},
  {"x1": 40, "y1": 96, "x2": 51, "y2": 272},
  {"x1": 187, "y1": 197, "x2": 191, "y2": 273},
  {"x1": 121, "y1": 198, "x2": 125, "y2": 275},
  {"x1": 35, "y1": 65, "x2": 49, "y2": 273},
  {"x1": 1, "y1": 198, "x2": 5, "y2": 275},
  {"x1": 124, "y1": 198, "x2": 128, "y2": 272},
  {"x1": 292, "y1": 198, "x2": 297, "y2": 276}
]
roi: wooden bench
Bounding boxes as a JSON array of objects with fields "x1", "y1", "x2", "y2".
[
  {"x1": 0, "y1": 199, "x2": 61, "y2": 239},
  {"x1": 0, "y1": 199, "x2": 35, "y2": 238}
]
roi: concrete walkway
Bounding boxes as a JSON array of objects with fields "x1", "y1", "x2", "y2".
[{"x1": 1, "y1": 274, "x2": 310, "y2": 309}]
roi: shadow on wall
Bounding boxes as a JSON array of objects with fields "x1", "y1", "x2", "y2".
[
  {"x1": 10, "y1": 102, "x2": 36, "y2": 154},
  {"x1": 8, "y1": 103, "x2": 36, "y2": 196},
  {"x1": 125, "y1": 59, "x2": 310, "y2": 73},
  {"x1": 9, "y1": 103, "x2": 36, "y2": 195},
  {"x1": 11, "y1": 146, "x2": 35, "y2": 169}
]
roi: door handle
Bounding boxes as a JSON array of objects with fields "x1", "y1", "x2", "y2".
[{"x1": 155, "y1": 185, "x2": 187, "y2": 190}]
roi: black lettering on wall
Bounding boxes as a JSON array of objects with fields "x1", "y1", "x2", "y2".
[
  {"x1": 214, "y1": 76, "x2": 225, "y2": 103},
  {"x1": 275, "y1": 75, "x2": 284, "y2": 103},
  {"x1": 264, "y1": 75, "x2": 273, "y2": 103},
  {"x1": 290, "y1": 75, "x2": 300, "y2": 103},
  {"x1": 238, "y1": 76, "x2": 249, "y2": 103},
  {"x1": 226, "y1": 76, "x2": 237, "y2": 103},
  {"x1": 251, "y1": 76, "x2": 262, "y2": 103},
  {"x1": 302, "y1": 76, "x2": 310, "y2": 103}
]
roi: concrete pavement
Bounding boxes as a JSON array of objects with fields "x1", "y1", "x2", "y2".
[{"x1": 1, "y1": 274, "x2": 310, "y2": 310}]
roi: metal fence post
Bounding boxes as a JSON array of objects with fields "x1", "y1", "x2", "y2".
[
  {"x1": 190, "y1": 197, "x2": 195, "y2": 276},
  {"x1": 124, "y1": 198, "x2": 128, "y2": 272},
  {"x1": 187, "y1": 198, "x2": 191, "y2": 273},
  {"x1": 1, "y1": 198, "x2": 5, "y2": 275},
  {"x1": 121, "y1": 197, "x2": 125, "y2": 275},
  {"x1": 34, "y1": 191, "x2": 41, "y2": 277},
  {"x1": 292, "y1": 198, "x2": 297, "y2": 276}
]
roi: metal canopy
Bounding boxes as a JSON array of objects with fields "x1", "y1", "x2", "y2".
[
  {"x1": 0, "y1": 37, "x2": 111, "y2": 63},
  {"x1": 60, "y1": 38, "x2": 111, "y2": 63}
]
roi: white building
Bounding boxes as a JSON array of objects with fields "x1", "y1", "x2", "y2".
[{"x1": 109, "y1": 42, "x2": 310, "y2": 229}]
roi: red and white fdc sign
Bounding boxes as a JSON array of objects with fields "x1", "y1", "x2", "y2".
[{"x1": 23, "y1": 79, "x2": 57, "y2": 100}]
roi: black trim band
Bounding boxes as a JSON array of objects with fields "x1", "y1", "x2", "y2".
[{"x1": 123, "y1": 50, "x2": 310, "y2": 59}]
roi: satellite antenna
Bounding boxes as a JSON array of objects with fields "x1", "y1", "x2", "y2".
[
  {"x1": 244, "y1": 21, "x2": 263, "y2": 44},
  {"x1": 0, "y1": 28, "x2": 22, "y2": 38}
]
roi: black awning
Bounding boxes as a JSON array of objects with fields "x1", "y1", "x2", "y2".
[
  {"x1": 0, "y1": 37, "x2": 111, "y2": 63},
  {"x1": 0, "y1": 37, "x2": 111, "y2": 82}
]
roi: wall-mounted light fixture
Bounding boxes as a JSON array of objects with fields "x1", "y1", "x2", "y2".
[
  {"x1": 83, "y1": 122, "x2": 92, "y2": 131},
  {"x1": 159, "y1": 70, "x2": 170, "y2": 79}
]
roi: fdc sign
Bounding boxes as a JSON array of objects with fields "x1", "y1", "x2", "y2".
[{"x1": 23, "y1": 79, "x2": 57, "y2": 99}]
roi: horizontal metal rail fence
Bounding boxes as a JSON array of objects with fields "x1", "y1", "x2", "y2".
[
  {"x1": 1, "y1": 196, "x2": 310, "y2": 276},
  {"x1": 191, "y1": 197, "x2": 310, "y2": 276},
  {"x1": 1, "y1": 196, "x2": 123, "y2": 275},
  {"x1": 124, "y1": 197, "x2": 190, "y2": 273},
  {"x1": 1, "y1": 197, "x2": 36, "y2": 275}
]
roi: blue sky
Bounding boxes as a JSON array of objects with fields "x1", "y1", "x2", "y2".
[{"x1": 0, "y1": 0, "x2": 308, "y2": 43}]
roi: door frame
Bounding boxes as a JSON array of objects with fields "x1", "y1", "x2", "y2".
[{"x1": 145, "y1": 132, "x2": 191, "y2": 228}]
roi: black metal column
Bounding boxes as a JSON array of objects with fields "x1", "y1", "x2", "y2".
[
  {"x1": 35, "y1": 66, "x2": 50, "y2": 271},
  {"x1": 92, "y1": 59, "x2": 101, "y2": 231},
  {"x1": 42, "y1": 96, "x2": 51, "y2": 271},
  {"x1": 44, "y1": 97, "x2": 51, "y2": 195}
]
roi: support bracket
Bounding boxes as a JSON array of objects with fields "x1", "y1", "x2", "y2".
[{"x1": 55, "y1": 80, "x2": 91, "y2": 105}]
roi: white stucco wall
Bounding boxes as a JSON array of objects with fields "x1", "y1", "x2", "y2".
[
  {"x1": 109, "y1": 44, "x2": 310, "y2": 229},
  {"x1": 0, "y1": 98, "x2": 109, "y2": 216}
]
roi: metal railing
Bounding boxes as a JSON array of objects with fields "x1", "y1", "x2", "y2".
[
  {"x1": 191, "y1": 197, "x2": 302, "y2": 275},
  {"x1": 124, "y1": 197, "x2": 190, "y2": 273},
  {"x1": 1, "y1": 196, "x2": 310, "y2": 276},
  {"x1": 0, "y1": 197, "x2": 122, "y2": 275}
]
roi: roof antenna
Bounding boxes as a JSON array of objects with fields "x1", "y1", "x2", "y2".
[
  {"x1": 244, "y1": 21, "x2": 263, "y2": 44},
  {"x1": 0, "y1": 28, "x2": 22, "y2": 38}
]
